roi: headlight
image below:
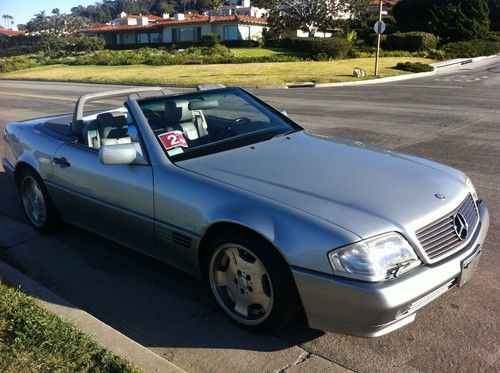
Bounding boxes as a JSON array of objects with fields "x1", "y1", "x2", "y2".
[
  {"x1": 464, "y1": 175, "x2": 478, "y2": 201},
  {"x1": 328, "y1": 233, "x2": 420, "y2": 282}
]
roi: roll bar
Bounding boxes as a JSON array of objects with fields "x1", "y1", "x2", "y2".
[{"x1": 71, "y1": 87, "x2": 173, "y2": 134}]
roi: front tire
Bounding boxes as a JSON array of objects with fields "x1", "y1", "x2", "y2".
[
  {"x1": 207, "y1": 230, "x2": 301, "y2": 332},
  {"x1": 19, "y1": 168, "x2": 61, "y2": 233}
]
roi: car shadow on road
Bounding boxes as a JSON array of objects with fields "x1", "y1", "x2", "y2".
[{"x1": 65, "y1": 226, "x2": 324, "y2": 351}]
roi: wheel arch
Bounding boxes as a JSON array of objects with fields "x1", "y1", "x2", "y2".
[
  {"x1": 197, "y1": 221, "x2": 290, "y2": 278},
  {"x1": 14, "y1": 161, "x2": 39, "y2": 187}
]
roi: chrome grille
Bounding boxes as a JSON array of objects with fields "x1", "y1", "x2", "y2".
[{"x1": 416, "y1": 194, "x2": 478, "y2": 260}]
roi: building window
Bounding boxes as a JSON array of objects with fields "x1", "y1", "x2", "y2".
[
  {"x1": 223, "y1": 25, "x2": 239, "y2": 40},
  {"x1": 137, "y1": 32, "x2": 149, "y2": 44},
  {"x1": 116, "y1": 33, "x2": 123, "y2": 45},
  {"x1": 172, "y1": 27, "x2": 201, "y2": 42},
  {"x1": 150, "y1": 32, "x2": 162, "y2": 43}
]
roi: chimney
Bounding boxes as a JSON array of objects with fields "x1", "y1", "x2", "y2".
[
  {"x1": 120, "y1": 11, "x2": 127, "y2": 18},
  {"x1": 174, "y1": 13, "x2": 185, "y2": 21},
  {"x1": 162, "y1": 13, "x2": 170, "y2": 19}
]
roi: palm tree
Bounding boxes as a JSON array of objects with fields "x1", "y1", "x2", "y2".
[{"x1": 2, "y1": 14, "x2": 14, "y2": 29}]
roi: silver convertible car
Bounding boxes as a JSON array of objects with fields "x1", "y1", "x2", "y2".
[{"x1": 2, "y1": 86, "x2": 489, "y2": 337}]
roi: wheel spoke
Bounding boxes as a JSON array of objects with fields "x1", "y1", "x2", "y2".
[
  {"x1": 224, "y1": 246, "x2": 241, "y2": 265},
  {"x1": 234, "y1": 301, "x2": 249, "y2": 317},
  {"x1": 214, "y1": 270, "x2": 228, "y2": 287}
]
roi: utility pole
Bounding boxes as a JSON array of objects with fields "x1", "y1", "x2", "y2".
[{"x1": 374, "y1": 0, "x2": 383, "y2": 76}]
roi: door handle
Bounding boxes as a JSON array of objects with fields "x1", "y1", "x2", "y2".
[{"x1": 54, "y1": 157, "x2": 70, "y2": 168}]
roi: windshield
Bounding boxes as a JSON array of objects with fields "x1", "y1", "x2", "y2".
[{"x1": 138, "y1": 88, "x2": 300, "y2": 161}]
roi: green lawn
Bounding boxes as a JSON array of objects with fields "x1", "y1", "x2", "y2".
[
  {"x1": 229, "y1": 47, "x2": 306, "y2": 57},
  {"x1": 0, "y1": 281, "x2": 139, "y2": 373},
  {"x1": 0, "y1": 57, "x2": 434, "y2": 87}
]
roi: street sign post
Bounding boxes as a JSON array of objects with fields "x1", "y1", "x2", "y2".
[{"x1": 374, "y1": 1, "x2": 385, "y2": 76}]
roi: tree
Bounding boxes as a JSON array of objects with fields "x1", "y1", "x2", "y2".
[
  {"x1": 393, "y1": 0, "x2": 435, "y2": 32},
  {"x1": 489, "y1": 0, "x2": 500, "y2": 31},
  {"x1": 2, "y1": 14, "x2": 14, "y2": 29},
  {"x1": 26, "y1": 10, "x2": 90, "y2": 34},
  {"x1": 431, "y1": 0, "x2": 490, "y2": 41},
  {"x1": 268, "y1": 0, "x2": 339, "y2": 37}
]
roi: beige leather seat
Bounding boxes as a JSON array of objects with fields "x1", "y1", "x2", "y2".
[
  {"x1": 164, "y1": 100, "x2": 209, "y2": 143},
  {"x1": 96, "y1": 112, "x2": 132, "y2": 147}
]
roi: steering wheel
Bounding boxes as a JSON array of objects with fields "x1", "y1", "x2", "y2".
[{"x1": 219, "y1": 117, "x2": 251, "y2": 140}]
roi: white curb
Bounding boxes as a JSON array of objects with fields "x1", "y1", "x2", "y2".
[{"x1": 0, "y1": 260, "x2": 185, "y2": 373}]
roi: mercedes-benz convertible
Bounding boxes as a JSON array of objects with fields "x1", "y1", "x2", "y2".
[{"x1": 2, "y1": 86, "x2": 489, "y2": 337}]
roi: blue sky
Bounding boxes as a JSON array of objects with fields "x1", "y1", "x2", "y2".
[{"x1": 0, "y1": 0, "x2": 98, "y2": 27}]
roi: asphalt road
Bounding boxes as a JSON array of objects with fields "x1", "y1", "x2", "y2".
[{"x1": 0, "y1": 57, "x2": 499, "y2": 373}]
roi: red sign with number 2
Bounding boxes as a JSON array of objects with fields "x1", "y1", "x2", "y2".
[{"x1": 158, "y1": 131, "x2": 188, "y2": 150}]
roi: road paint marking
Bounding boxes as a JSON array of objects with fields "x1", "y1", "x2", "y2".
[
  {"x1": 2, "y1": 92, "x2": 77, "y2": 102},
  {"x1": 433, "y1": 74, "x2": 488, "y2": 83},
  {"x1": 1, "y1": 92, "x2": 122, "y2": 107},
  {"x1": 387, "y1": 85, "x2": 464, "y2": 89}
]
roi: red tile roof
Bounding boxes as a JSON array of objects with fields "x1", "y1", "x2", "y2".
[
  {"x1": 83, "y1": 14, "x2": 267, "y2": 33},
  {"x1": 117, "y1": 14, "x2": 164, "y2": 21},
  {"x1": 0, "y1": 28, "x2": 24, "y2": 37}
]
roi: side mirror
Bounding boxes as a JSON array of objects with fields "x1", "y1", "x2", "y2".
[{"x1": 99, "y1": 143, "x2": 138, "y2": 165}]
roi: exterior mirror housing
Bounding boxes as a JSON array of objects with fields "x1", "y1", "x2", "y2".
[{"x1": 99, "y1": 143, "x2": 138, "y2": 165}]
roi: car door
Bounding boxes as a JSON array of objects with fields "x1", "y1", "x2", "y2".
[{"x1": 49, "y1": 142, "x2": 155, "y2": 249}]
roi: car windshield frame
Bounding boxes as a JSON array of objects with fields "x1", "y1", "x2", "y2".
[{"x1": 136, "y1": 87, "x2": 302, "y2": 162}]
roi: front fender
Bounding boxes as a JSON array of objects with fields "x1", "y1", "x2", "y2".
[{"x1": 201, "y1": 193, "x2": 361, "y2": 275}]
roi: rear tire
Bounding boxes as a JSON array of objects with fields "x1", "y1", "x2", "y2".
[
  {"x1": 18, "y1": 168, "x2": 61, "y2": 233},
  {"x1": 207, "y1": 230, "x2": 301, "y2": 332}
]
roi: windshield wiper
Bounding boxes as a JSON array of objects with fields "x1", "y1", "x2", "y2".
[{"x1": 273, "y1": 128, "x2": 300, "y2": 138}]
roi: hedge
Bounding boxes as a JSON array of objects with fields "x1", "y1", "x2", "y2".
[
  {"x1": 310, "y1": 37, "x2": 351, "y2": 59},
  {"x1": 0, "y1": 34, "x2": 105, "y2": 57},
  {"x1": 265, "y1": 37, "x2": 351, "y2": 58},
  {"x1": 0, "y1": 46, "x2": 304, "y2": 73},
  {"x1": 383, "y1": 32, "x2": 437, "y2": 52},
  {"x1": 442, "y1": 39, "x2": 500, "y2": 58}
]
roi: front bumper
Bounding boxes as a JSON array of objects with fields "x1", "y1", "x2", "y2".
[{"x1": 292, "y1": 200, "x2": 489, "y2": 337}]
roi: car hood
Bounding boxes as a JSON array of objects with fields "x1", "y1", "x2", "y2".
[{"x1": 178, "y1": 131, "x2": 468, "y2": 239}]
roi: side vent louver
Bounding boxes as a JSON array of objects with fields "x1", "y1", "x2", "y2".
[{"x1": 172, "y1": 232, "x2": 192, "y2": 249}]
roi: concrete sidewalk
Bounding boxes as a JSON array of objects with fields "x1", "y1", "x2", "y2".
[
  {"x1": 287, "y1": 54, "x2": 498, "y2": 88},
  {"x1": 0, "y1": 215, "x2": 185, "y2": 373}
]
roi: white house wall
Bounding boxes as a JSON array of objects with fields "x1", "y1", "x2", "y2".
[{"x1": 212, "y1": 23, "x2": 265, "y2": 41}]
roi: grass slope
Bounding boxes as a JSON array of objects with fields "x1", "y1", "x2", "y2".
[
  {"x1": 0, "y1": 57, "x2": 433, "y2": 86},
  {"x1": 0, "y1": 281, "x2": 139, "y2": 373}
]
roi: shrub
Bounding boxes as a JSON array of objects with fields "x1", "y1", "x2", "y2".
[
  {"x1": 0, "y1": 55, "x2": 41, "y2": 73},
  {"x1": 367, "y1": 34, "x2": 387, "y2": 47},
  {"x1": 268, "y1": 37, "x2": 351, "y2": 58},
  {"x1": 0, "y1": 34, "x2": 105, "y2": 57},
  {"x1": 383, "y1": 32, "x2": 437, "y2": 51},
  {"x1": 442, "y1": 39, "x2": 500, "y2": 58},
  {"x1": 395, "y1": 61, "x2": 434, "y2": 72},
  {"x1": 222, "y1": 40, "x2": 260, "y2": 48},
  {"x1": 200, "y1": 33, "x2": 220, "y2": 47},
  {"x1": 310, "y1": 37, "x2": 351, "y2": 59}
]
